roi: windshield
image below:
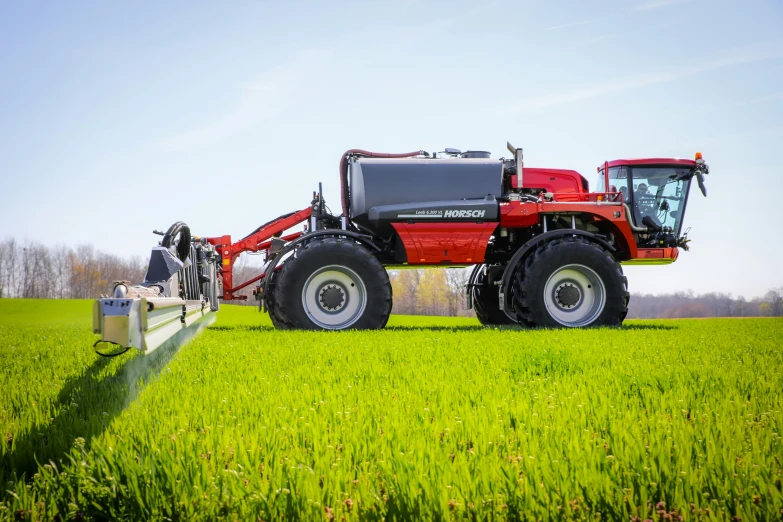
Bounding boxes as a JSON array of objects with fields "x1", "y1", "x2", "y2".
[{"x1": 606, "y1": 166, "x2": 692, "y2": 236}]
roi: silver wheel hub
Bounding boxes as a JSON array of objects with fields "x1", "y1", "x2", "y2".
[
  {"x1": 543, "y1": 264, "x2": 606, "y2": 327},
  {"x1": 302, "y1": 265, "x2": 366, "y2": 329}
]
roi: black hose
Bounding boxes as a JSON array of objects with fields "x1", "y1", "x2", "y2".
[
  {"x1": 162, "y1": 221, "x2": 191, "y2": 262},
  {"x1": 94, "y1": 339, "x2": 132, "y2": 357},
  {"x1": 338, "y1": 149, "x2": 426, "y2": 218},
  {"x1": 241, "y1": 212, "x2": 298, "y2": 241}
]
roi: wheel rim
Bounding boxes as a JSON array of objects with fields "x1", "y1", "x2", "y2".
[
  {"x1": 543, "y1": 264, "x2": 606, "y2": 327},
  {"x1": 302, "y1": 265, "x2": 367, "y2": 329}
]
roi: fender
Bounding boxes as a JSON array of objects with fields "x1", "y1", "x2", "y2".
[
  {"x1": 260, "y1": 230, "x2": 381, "y2": 309},
  {"x1": 499, "y1": 229, "x2": 616, "y2": 316}
]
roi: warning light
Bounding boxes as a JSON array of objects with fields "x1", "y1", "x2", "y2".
[{"x1": 695, "y1": 152, "x2": 703, "y2": 161}]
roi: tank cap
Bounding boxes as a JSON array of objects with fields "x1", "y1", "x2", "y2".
[{"x1": 461, "y1": 151, "x2": 491, "y2": 159}]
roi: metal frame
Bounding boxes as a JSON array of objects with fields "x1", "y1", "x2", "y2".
[{"x1": 204, "y1": 208, "x2": 312, "y2": 301}]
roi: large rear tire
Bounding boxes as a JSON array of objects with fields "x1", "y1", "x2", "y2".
[
  {"x1": 512, "y1": 237, "x2": 629, "y2": 328},
  {"x1": 272, "y1": 238, "x2": 392, "y2": 330},
  {"x1": 472, "y1": 265, "x2": 518, "y2": 326},
  {"x1": 265, "y1": 286, "x2": 290, "y2": 329}
]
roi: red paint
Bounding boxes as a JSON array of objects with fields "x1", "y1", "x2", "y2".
[
  {"x1": 496, "y1": 198, "x2": 639, "y2": 259},
  {"x1": 205, "y1": 208, "x2": 312, "y2": 300},
  {"x1": 229, "y1": 208, "x2": 312, "y2": 257},
  {"x1": 255, "y1": 232, "x2": 302, "y2": 253},
  {"x1": 392, "y1": 222, "x2": 497, "y2": 265},
  {"x1": 499, "y1": 201, "x2": 539, "y2": 228},
  {"x1": 603, "y1": 158, "x2": 698, "y2": 169},
  {"x1": 637, "y1": 248, "x2": 679, "y2": 260},
  {"x1": 512, "y1": 168, "x2": 588, "y2": 193}
]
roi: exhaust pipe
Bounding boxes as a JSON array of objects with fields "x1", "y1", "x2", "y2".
[
  {"x1": 507, "y1": 142, "x2": 524, "y2": 187},
  {"x1": 623, "y1": 203, "x2": 648, "y2": 233}
]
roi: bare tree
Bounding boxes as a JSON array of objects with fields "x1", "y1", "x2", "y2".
[
  {"x1": 731, "y1": 295, "x2": 747, "y2": 318},
  {"x1": 390, "y1": 269, "x2": 423, "y2": 315},
  {"x1": 51, "y1": 244, "x2": 72, "y2": 299},
  {"x1": 445, "y1": 268, "x2": 471, "y2": 316},
  {"x1": 764, "y1": 287, "x2": 783, "y2": 317},
  {"x1": 21, "y1": 243, "x2": 55, "y2": 298},
  {"x1": 702, "y1": 292, "x2": 731, "y2": 317},
  {"x1": 69, "y1": 245, "x2": 102, "y2": 299},
  {"x1": 628, "y1": 290, "x2": 776, "y2": 319},
  {"x1": 0, "y1": 239, "x2": 9, "y2": 298}
]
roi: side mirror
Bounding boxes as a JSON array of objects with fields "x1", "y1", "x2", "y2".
[{"x1": 696, "y1": 170, "x2": 707, "y2": 197}]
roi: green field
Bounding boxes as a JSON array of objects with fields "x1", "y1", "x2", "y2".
[{"x1": 0, "y1": 299, "x2": 781, "y2": 521}]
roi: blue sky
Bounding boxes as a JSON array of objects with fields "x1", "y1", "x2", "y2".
[{"x1": 1, "y1": 0, "x2": 781, "y2": 298}]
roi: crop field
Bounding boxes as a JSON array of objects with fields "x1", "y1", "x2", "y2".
[{"x1": 0, "y1": 299, "x2": 782, "y2": 521}]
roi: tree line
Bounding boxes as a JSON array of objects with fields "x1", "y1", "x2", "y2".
[
  {"x1": 387, "y1": 269, "x2": 783, "y2": 318},
  {"x1": 0, "y1": 239, "x2": 146, "y2": 299},
  {"x1": 626, "y1": 289, "x2": 783, "y2": 318},
  {"x1": 1, "y1": 238, "x2": 781, "y2": 318}
]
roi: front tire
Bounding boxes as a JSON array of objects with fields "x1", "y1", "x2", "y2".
[
  {"x1": 272, "y1": 238, "x2": 392, "y2": 330},
  {"x1": 472, "y1": 265, "x2": 518, "y2": 326},
  {"x1": 208, "y1": 262, "x2": 220, "y2": 312},
  {"x1": 512, "y1": 237, "x2": 629, "y2": 328}
]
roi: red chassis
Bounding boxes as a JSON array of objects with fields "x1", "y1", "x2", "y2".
[
  {"x1": 392, "y1": 195, "x2": 678, "y2": 266},
  {"x1": 206, "y1": 200, "x2": 673, "y2": 303}
]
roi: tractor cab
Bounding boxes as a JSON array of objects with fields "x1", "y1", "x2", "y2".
[{"x1": 596, "y1": 155, "x2": 709, "y2": 248}]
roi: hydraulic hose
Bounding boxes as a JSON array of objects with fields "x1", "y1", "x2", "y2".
[
  {"x1": 241, "y1": 211, "x2": 297, "y2": 241},
  {"x1": 162, "y1": 221, "x2": 192, "y2": 262},
  {"x1": 339, "y1": 149, "x2": 426, "y2": 218}
]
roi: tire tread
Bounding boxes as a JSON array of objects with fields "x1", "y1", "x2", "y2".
[
  {"x1": 511, "y1": 237, "x2": 628, "y2": 327},
  {"x1": 272, "y1": 238, "x2": 392, "y2": 330}
]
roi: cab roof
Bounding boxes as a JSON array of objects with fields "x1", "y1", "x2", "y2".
[{"x1": 603, "y1": 158, "x2": 698, "y2": 169}]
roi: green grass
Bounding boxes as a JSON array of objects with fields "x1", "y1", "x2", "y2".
[{"x1": 1, "y1": 299, "x2": 782, "y2": 521}]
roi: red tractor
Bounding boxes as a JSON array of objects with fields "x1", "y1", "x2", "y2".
[{"x1": 94, "y1": 143, "x2": 709, "y2": 351}]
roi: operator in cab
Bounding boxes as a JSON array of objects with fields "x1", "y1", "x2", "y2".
[
  {"x1": 633, "y1": 182, "x2": 662, "y2": 227},
  {"x1": 635, "y1": 182, "x2": 649, "y2": 201}
]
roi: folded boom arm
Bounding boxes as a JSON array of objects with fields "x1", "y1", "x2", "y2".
[{"x1": 204, "y1": 207, "x2": 312, "y2": 301}]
